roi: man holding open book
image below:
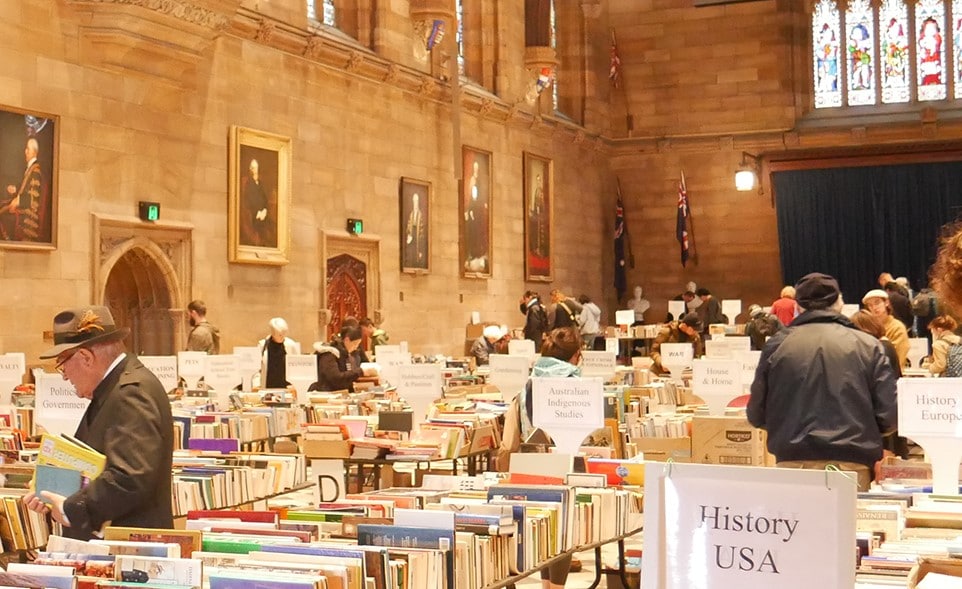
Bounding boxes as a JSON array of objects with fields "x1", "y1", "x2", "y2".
[{"x1": 23, "y1": 305, "x2": 174, "y2": 539}]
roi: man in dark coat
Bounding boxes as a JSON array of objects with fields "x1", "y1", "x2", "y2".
[
  {"x1": 25, "y1": 306, "x2": 174, "y2": 539},
  {"x1": 520, "y1": 290, "x2": 547, "y2": 347},
  {"x1": 747, "y1": 273, "x2": 897, "y2": 491}
]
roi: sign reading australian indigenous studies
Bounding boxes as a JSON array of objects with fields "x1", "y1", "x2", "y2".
[
  {"x1": 898, "y1": 379, "x2": 962, "y2": 494},
  {"x1": 532, "y1": 376, "x2": 604, "y2": 456},
  {"x1": 643, "y1": 462, "x2": 856, "y2": 589}
]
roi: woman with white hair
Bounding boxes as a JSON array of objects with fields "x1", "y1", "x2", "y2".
[
  {"x1": 470, "y1": 325, "x2": 504, "y2": 366},
  {"x1": 257, "y1": 317, "x2": 300, "y2": 388}
]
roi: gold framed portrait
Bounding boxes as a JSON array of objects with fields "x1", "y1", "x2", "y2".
[
  {"x1": 460, "y1": 146, "x2": 492, "y2": 278},
  {"x1": 523, "y1": 152, "x2": 552, "y2": 282},
  {"x1": 0, "y1": 104, "x2": 58, "y2": 250},
  {"x1": 228, "y1": 125, "x2": 291, "y2": 265},
  {"x1": 399, "y1": 177, "x2": 431, "y2": 274}
]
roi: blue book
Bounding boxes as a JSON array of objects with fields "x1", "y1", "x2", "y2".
[{"x1": 35, "y1": 463, "x2": 82, "y2": 503}]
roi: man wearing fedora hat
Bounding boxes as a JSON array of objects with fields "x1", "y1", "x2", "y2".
[
  {"x1": 23, "y1": 305, "x2": 174, "y2": 539},
  {"x1": 747, "y1": 273, "x2": 897, "y2": 491}
]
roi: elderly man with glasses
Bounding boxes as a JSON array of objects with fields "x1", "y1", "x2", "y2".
[{"x1": 23, "y1": 306, "x2": 173, "y2": 539}]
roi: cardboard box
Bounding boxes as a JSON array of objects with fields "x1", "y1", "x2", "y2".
[
  {"x1": 636, "y1": 436, "x2": 691, "y2": 463},
  {"x1": 301, "y1": 439, "x2": 351, "y2": 458},
  {"x1": 690, "y1": 415, "x2": 767, "y2": 466},
  {"x1": 908, "y1": 557, "x2": 962, "y2": 588}
]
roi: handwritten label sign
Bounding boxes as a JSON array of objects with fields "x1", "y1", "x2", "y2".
[
  {"x1": 285, "y1": 354, "x2": 317, "y2": 405},
  {"x1": 660, "y1": 343, "x2": 694, "y2": 374},
  {"x1": 378, "y1": 350, "x2": 411, "y2": 387},
  {"x1": 233, "y1": 346, "x2": 261, "y2": 391},
  {"x1": 733, "y1": 351, "x2": 761, "y2": 394},
  {"x1": 581, "y1": 351, "x2": 617, "y2": 378},
  {"x1": 721, "y1": 300, "x2": 742, "y2": 325},
  {"x1": 532, "y1": 376, "x2": 605, "y2": 455},
  {"x1": 140, "y1": 355, "x2": 179, "y2": 394},
  {"x1": 908, "y1": 338, "x2": 929, "y2": 368},
  {"x1": 311, "y1": 458, "x2": 346, "y2": 503},
  {"x1": 206, "y1": 355, "x2": 238, "y2": 410},
  {"x1": 725, "y1": 336, "x2": 751, "y2": 352},
  {"x1": 615, "y1": 309, "x2": 635, "y2": 326},
  {"x1": 177, "y1": 351, "x2": 207, "y2": 388},
  {"x1": 35, "y1": 372, "x2": 90, "y2": 436},
  {"x1": 705, "y1": 340, "x2": 731, "y2": 359},
  {"x1": 398, "y1": 364, "x2": 443, "y2": 424},
  {"x1": 898, "y1": 379, "x2": 962, "y2": 494},
  {"x1": 508, "y1": 339, "x2": 536, "y2": 359},
  {"x1": 488, "y1": 354, "x2": 529, "y2": 401},
  {"x1": 643, "y1": 462, "x2": 855, "y2": 589},
  {"x1": 605, "y1": 338, "x2": 619, "y2": 355},
  {"x1": 692, "y1": 358, "x2": 742, "y2": 415}
]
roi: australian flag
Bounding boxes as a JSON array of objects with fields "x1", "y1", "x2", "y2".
[
  {"x1": 614, "y1": 198, "x2": 628, "y2": 300},
  {"x1": 677, "y1": 174, "x2": 690, "y2": 267}
]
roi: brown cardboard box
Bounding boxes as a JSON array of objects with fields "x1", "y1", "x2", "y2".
[
  {"x1": 466, "y1": 322, "x2": 485, "y2": 339},
  {"x1": 908, "y1": 557, "x2": 962, "y2": 588},
  {"x1": 301, "y1": 439, "x2": 351, "y2": 458},
  {"x1": 690, "y1": 415, "x2": 767, "y2": 466},
  {"x1": 636, "y1": 436, "x2": 692, "y2": 463}
]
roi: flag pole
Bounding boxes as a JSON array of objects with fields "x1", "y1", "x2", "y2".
[
  {"x1": 616, "y1": 177, "x2": 634, "y2": 269},
  {"x1": 610, "y1": 28, "x2": 634, "y2": 135}
]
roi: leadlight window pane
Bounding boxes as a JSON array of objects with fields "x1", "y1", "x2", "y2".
[
  {"x1": 846, "y1": 0, "x2": 877, "y2": 105},
  {"x1": 954, "y1": 0, "x2": 962, "y2": 97},
  {"x1": 457, "y1": 0, "x2": 465, "y2": 76},
  {"x1": 813, "y1": 0, "x2": 842, "y2": 108},
  {"x1": 880, "y1": 0, "x2": 911, "y2": 103},
  {"x1": 916, "y1": 0, "x2": 947, "y2": 101}
]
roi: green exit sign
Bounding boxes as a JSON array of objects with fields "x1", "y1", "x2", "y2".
[
  {"x1": 138, "y1": 201, "x2": 160, "y2": 222},
  {"x1": 347, "y1": 218, "x2": 363, "y2": 234}
]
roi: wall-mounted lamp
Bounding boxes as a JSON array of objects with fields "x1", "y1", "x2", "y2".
[{"x1": 735, "y1": 152, "x2": 761, "y2": 192}]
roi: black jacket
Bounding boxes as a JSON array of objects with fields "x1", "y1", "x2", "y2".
[
  {"x1": 64, "y1": 356, "x2": 174, "y2": 539},
  {"x1": 547, "y1": 297, "x2": 584, "y2": 331},
  {"x1": 887, "y1": 290, "x2": 914, "y2": 332},
  {"x1": 521, "y1": 299, "x2": 547, "y2": 346},
  {"x1": 311, "y1": 342, "x2": 362, "y2": 392},
  {"x1": 747, "y1": 310, "x2": 897, "y2": 469}
]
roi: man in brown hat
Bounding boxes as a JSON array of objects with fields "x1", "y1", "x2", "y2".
[
  {"x1": 747, "y1": 272, "x2": 897, "y2": 491},
  {"x1": 23, "y1": 305, "x2": 174, "y2": 539}
]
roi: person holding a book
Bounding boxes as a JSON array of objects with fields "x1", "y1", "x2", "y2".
[{"x1": 23, "y1": 305, "x2": 174, "y2": 539}]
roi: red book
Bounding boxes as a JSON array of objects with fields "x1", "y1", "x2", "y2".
[{"x1": 186, "y1": 509, "x2": 278, "y2": 523}]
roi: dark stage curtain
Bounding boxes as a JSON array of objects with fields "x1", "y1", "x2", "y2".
[{"x1": 772, "y1": 161, "x2": 962, "y2": 305}]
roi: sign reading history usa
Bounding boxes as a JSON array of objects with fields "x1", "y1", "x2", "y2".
[{"x1": 643, "y1": 462, "x2": 855, "y2": 589}]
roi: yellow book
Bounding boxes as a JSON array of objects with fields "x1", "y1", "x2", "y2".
[{"x1": 37, "y1": 434, "x2": 106, "y2": 480}]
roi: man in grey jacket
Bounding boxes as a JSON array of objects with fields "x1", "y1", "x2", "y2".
[{"x1": 747, "y1": 272, "x2": 897, "y2": 491}]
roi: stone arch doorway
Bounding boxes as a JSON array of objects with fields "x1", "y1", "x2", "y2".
[
  {"x1": 93, "y1": 214, "x2": 193, "y2": 355},
  {"x1": 321, "y1": 231, "x2": 381, "y2": 341}
]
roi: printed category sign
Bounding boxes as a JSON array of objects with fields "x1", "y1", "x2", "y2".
[
  {"x1": 668, "y1": 300, "x2": 686, "y2": 320},
  {"x1": 897, "y1": 379, "x2": 962, "y2": 494},
  {"x1": 532, "y1": 376, "x2": 604, "y2": 456},
  {"x1": 0, "y1": 353, "x2": 25, "y2": 405},
  {"x1": 140, "y1": 355, "x2": 178, "y2": 393},
  {"x1": 907, "y1": 338, "x2": 929, "y2": 368},
  {"x1": 721, "y1": 300, "x2": 741, "y2": 325},
  {"x1": 643, "y1": 462, "x2": 856, "y2": 589},
  {"x1": 207, "y1": 355, "x2": 239, "y2": 410},
  {"x1": 377, "y1": 350, "x2": 411, "y2": 387},
  {"x1": 733, "y1": 351, "x2": 761, "y2": 394},
  {"x1": 35, "y1": 372, "x2": 90, "y2": 436},
  {"x1": 177, "y1": 351, "x2": 207, "y2": 387},
  {"x1": 285, "y1": 354, "x2": 317, "y2": 405},
  {"x1": 692, "y1": 358, "x2": 741, "y2": 415},
  {"x1": 233, "y1": 346, "x2": 262, "y2": 391},
  {"x1": 580, "y1": 351, "x2": 617, "y2": 378},
  {"x1": 488, "y1": 354, "x2": 530, "y2": 401},
  {"x1": 398, "y1": 364, "x2": 443, "y2": 423}
]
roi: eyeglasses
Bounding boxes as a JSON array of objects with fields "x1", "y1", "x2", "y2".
[{"x1": 54, "y1": 351, "x2": 78, "y2": 375}]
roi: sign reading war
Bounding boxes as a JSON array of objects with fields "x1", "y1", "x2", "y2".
[{"x1": 643, "y1": 462, "x2": 855, "y2": 589}]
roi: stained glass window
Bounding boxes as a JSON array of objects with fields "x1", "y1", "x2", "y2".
[
  {"x1": 813, "y1": 0, "x2": 962, "y2": 108},
  {"x1": 880, "y1": 0, "x2": 910, "y2": 103},
  {"x1": 954, "y1": 0, "x2": 962, "y2": 97},
  {"x1": 916, "y1": 0, "x2": 947, "y2": 100},
  {"x1": 846, "y1": 0, "x2": 876, "y2": 105},
  {"x1": 813, "y1": 0, "x2": 842, "y2": 108},
  {"x1": 456, "y1": 0, "x2": 465, "y2": 76},
  {"x1": 306, "y1": 0, "x2": 335, "y2": 27},
  {"x1": 550, "y1": 0, "x2": 559, "y2": 111}
]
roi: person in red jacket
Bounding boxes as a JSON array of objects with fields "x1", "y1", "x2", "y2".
[{"x1": 770, "y1": 285, "x2": 797, "y2": 325}]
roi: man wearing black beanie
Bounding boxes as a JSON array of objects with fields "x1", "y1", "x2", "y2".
[{"x1": 746, "y1": 272, "x2": 898, "y2": 491}]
